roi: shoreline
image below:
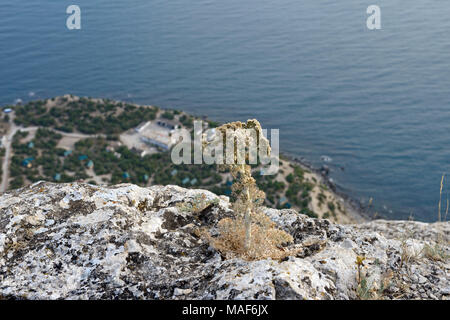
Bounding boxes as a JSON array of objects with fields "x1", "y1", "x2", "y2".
[
  {"x1": 280, "y1": 152, "x2": 373, "y2": 223},
  {"x1": 4, "y1": 95, "x2": 374, "y2": 223}
]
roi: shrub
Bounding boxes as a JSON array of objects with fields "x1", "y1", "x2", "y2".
[
  {"x1": 327, "y1": 201, "x2": 336, "y2": 213},
  {"x1": 300, "y1": 208, "x2": 318, "y2": 219},
  {"x1": 286, "y1": 173, "x2": 294, "y2": 183},
  {"x1": 161, "y1": 111, "x2": 174, "y2": 120},
  {"x1": 209, "y1": 216, "x2": 293, "y2": 260}
]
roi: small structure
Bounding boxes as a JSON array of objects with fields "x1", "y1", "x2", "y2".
[
  {"x1": 182, "y1": 177, "x2": 190, "y2": 185},
  {"x1": 279, "y1": 196, "x2": 287, "y2": 204},
  {"x1": 22, "y1": 157, "x2": 34, "y2": 168},
  {"x1": 135, "y1": 121, "x2": 151, "y2": 133},
  {"x1": 156, "y1": 120, "x2": 180, "y2": 130},
  {"x1": 190, "y1": 178, "x2": 198, "y2": 185},
  {"x1": 78, "y1": 155, "x2": 88, "y2": 161},
  {"x1": 86, "y1": 160, "x2": 94, "y2": 168},
  {"x1": 170, "y1": 169, "x2": 178, "y2": 176},
  {"x1": 130, "y1": 147, "x2": 149, "y2": 158},
  {"x1": 63, "y1": 150, "x2": 72, "y2": 157},
  {"x1": 133, "y1": 119, "x2": 183, "y2": 151},
  {"x1": 140, "y1": 137, "x2": 170, "y2": 151},
  {"x1": 3, "y1": 108, "x2": 12, "y2": 113},
  {"x1": 54, "y1": 173, "x2": 61, "y2": 181},
  {"x1": 27, "y1": 142, "x2": 34, "y2": 149},
  {"x1": 122, "y1": 172, "x2": 130, "y2": 179},
  {"x1": 143, "y1": 174, "x2": 149, "y2": 182},
  {"x1": 278, "y1": 196, "x2": 291, "y2": 209},
  {"x1": 130, "y1": 147, "x2": 145, "y2": 157}
]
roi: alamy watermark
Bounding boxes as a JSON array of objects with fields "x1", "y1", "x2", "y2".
[
  {"x1": 367, "y1": 5, "x2": 381, "y2": 30},
  {"x1": 170, "y1": 121, "x2": 280, "y2": 175},
  {"x1": 66, "y1": 5, "x2": 381, "y2": 31},
  {"x1": 66, "y1": 5, "x2": 81, "y2": 30}
]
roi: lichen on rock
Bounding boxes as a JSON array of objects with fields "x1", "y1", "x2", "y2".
[{"x1": 0, "y1": 182, "x2": 448, "y2": 300}]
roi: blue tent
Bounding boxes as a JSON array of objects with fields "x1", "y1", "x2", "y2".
[{"x1": 22, "y1": 157, "x2": 34, "y2": 167}]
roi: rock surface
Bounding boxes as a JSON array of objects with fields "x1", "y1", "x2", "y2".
[{"x1": 0, "y1": 182, "x2": 448, "y2": 300}]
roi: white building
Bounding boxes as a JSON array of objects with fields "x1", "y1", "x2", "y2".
[{"x1": 135, "y1": 120, "x2": 182, "y2": 150}]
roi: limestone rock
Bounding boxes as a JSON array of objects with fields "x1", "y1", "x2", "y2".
[{"x1": 0, "y1": 182, "x2": 448, "y2": 300}]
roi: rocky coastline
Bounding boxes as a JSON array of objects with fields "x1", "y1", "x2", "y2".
[{"x1": 283, "y1": 152, "x2": 371, "y2": 222}]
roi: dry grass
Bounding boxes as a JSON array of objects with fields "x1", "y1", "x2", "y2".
[
  {"x1": 355, "y1": 257, "x2": 393, "y2": 300},
  {"x1": 434, "y1": 174, "x2": 448, "y2": 248},
  {"x1": 422, "y1": 243, "x2": 449, "y2": 262},
  {"x1": 438, "y1": 174, "x2": 445, "y2": 222},
  {"x1": 206, "y1": 216, "x2": 294, "y2": 261}
]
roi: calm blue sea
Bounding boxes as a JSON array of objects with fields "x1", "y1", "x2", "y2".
[{"x1": 1, "y1": 1, "x2": 450, "y2": 221}]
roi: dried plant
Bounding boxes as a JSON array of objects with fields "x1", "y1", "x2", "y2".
[
  {"x1": 356, "y1": 267, "x2": 393, "y2": 300},
  {"x1": 355, "y1": 255, "x2": 366, "y2": 284},
  {"x1": 422, "y1": 243, "x2": 449, "y2": 262},
  {"x1": 438, "y1": 174, "x2": 445, "y2": 222},
  {"x1": 202, "y1": 119, "x2": 293, "y2": 260}
]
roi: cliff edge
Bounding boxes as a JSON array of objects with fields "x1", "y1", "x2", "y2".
[{"x1": 0, "y1": 182, "x2": 448, "y2": 299}]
